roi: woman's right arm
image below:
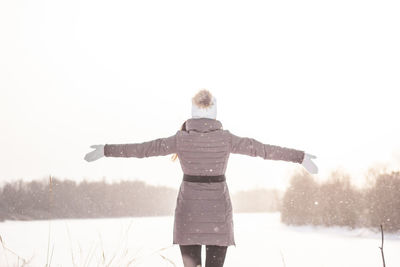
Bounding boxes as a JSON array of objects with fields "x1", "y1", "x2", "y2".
[
  {"x1": 227, "y1": 130, "x2": 305, "y2": 164},
  {"x1": 104, "y1": 132, "x2": 178, "y2": 158}
]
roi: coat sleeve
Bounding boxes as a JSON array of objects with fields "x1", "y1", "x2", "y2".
[
  {"x1": 226, "y1": 130, "x2": 305, "y2": 164},
  {"x1": 104, "y1": 132, "x2": 178, "y2": 158}
]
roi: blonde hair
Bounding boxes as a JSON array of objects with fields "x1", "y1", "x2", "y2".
[
  {"x1": 171, "y1": 121, "x2": 187, "y2": 162},
  {"x1": 171, "y1": 153, "x2": 179, "y2": 162}
]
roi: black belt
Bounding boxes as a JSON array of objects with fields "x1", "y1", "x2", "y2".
[{"x1": 183, "y1": 174, "x2": 226, "y2": 183}]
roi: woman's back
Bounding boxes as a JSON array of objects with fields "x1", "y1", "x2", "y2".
[{"x1": 176, "y1": 118, "x2": 229, "y2": 176}]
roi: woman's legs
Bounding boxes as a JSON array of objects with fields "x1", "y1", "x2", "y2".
[
  {"x1": 179, "y1": 245, "x2": 228, "y2": 267},
  {"x1": 179, "y1": 245, "x2": 202, "y2": 267},
  {"x1": 205, "y1": 245, "x2": 228, "y2": 267}
]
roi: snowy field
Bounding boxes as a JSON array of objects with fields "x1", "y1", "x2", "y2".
[{"x1": 0, "y1": 212, "x2": 399, "y2": 267}]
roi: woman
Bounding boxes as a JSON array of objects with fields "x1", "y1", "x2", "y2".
[{"x1": 84, "y1": 89, "x2": 318, "y2": 267}]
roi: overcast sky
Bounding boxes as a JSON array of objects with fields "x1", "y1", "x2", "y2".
[{"x1": 1, "y1": 0, "x2": 399, "y2": 192}]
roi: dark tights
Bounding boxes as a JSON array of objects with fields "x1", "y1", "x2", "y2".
[{"x1": 179, "y1": 245, "x2": 228, "y2": 267}]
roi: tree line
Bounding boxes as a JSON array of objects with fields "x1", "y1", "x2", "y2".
[
  {"x1": 0, "y1": 177, "x2": 179, "y2": 221},
  {"x1": 0, "y1": 177, "x2": 281, "y2": 221},
  {"x1": 281, "y1": 169, "x2": 400, "y2": 232},
  {"x1": 3, "y1": 169, "x2": 398, "y2": 232}
]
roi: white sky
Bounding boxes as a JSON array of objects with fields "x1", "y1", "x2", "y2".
[{"x1": 1, "y1": 0, "x2": 399, "y2": 192}]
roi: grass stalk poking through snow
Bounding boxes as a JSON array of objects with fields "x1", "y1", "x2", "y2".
[{"x1": 379, "y1": 224, "x2": 386, "y2": 267}]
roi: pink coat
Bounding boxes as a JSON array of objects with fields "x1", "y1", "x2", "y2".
[{"x1": 104, "y1": 118, "x2": 305, "y2": 246}]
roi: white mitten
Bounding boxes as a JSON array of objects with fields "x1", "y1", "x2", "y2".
[
  {"x1": 301, "y1": 153, "x2": 318, "y2": 174},
  {"x1": 84, "y1": 145, "x2": 105, "y2": 162}
]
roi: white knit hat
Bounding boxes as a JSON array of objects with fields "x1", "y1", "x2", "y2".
[{"x1": 191, "y1": 89, "x2": 217, "y2": 119}]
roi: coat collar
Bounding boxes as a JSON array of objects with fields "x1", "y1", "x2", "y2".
[{"x1": 186, "y1": 118, "x2": 223, "y2": 133}]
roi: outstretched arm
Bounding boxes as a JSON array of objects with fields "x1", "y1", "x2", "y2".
[
  {"x1": 84, "y1": 132, "x2": 178, "y2": 162},
  {"x1": 104, "y1": 133, "x2": 177, "y2": 158},
  {"x1": 227, "y1": 130, "x2": 318, "y2": 174},
  {"x1": 228, "y1": 130, "x2": 305, "y2": 163}
]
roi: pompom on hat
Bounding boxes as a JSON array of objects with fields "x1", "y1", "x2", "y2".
[{"x1": 191, "y1": 89, "x2": 217, "y2": 119}]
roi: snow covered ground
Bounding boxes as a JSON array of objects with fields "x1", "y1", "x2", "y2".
[{"x1": 0, "y1": 212, "x2": 399, "y2": 267}]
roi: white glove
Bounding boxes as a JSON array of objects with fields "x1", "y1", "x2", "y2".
[
  {"x1": 301, "y1": 153, "x2": 318, "y2": 174},
  {"x1": 84, "y1": 145, "x2": 105, "y2": 162}
]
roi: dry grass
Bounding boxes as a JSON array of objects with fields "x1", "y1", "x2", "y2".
[
  {"x1": 1, "y1": 233, "x2": 34, "y2": 266},
  {"x1": 0, "y1": 222, "x2": 177, "y2": 267}
]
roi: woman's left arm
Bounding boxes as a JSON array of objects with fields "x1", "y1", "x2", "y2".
[
  {"x1": 104, "y1": 132, "x2": 178, "y2": 158},
  {"x1": 227, "y1": 130, "x2": 305, "y2": 163}
]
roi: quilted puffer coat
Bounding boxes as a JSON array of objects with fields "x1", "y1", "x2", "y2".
[{"x1": 104, "y1": 118, "x2": 305, "y2": 246}]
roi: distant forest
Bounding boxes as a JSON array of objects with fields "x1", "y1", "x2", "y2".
[
  {"x1": 2, "y1": 169, "x2": 399, "y2": 232},
  {"x1": 0, "y1": 177, "x2": 281, "y2": 222},
  {"x1": 281, "y1": 170, "x2": 400, "y2": 232}
]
